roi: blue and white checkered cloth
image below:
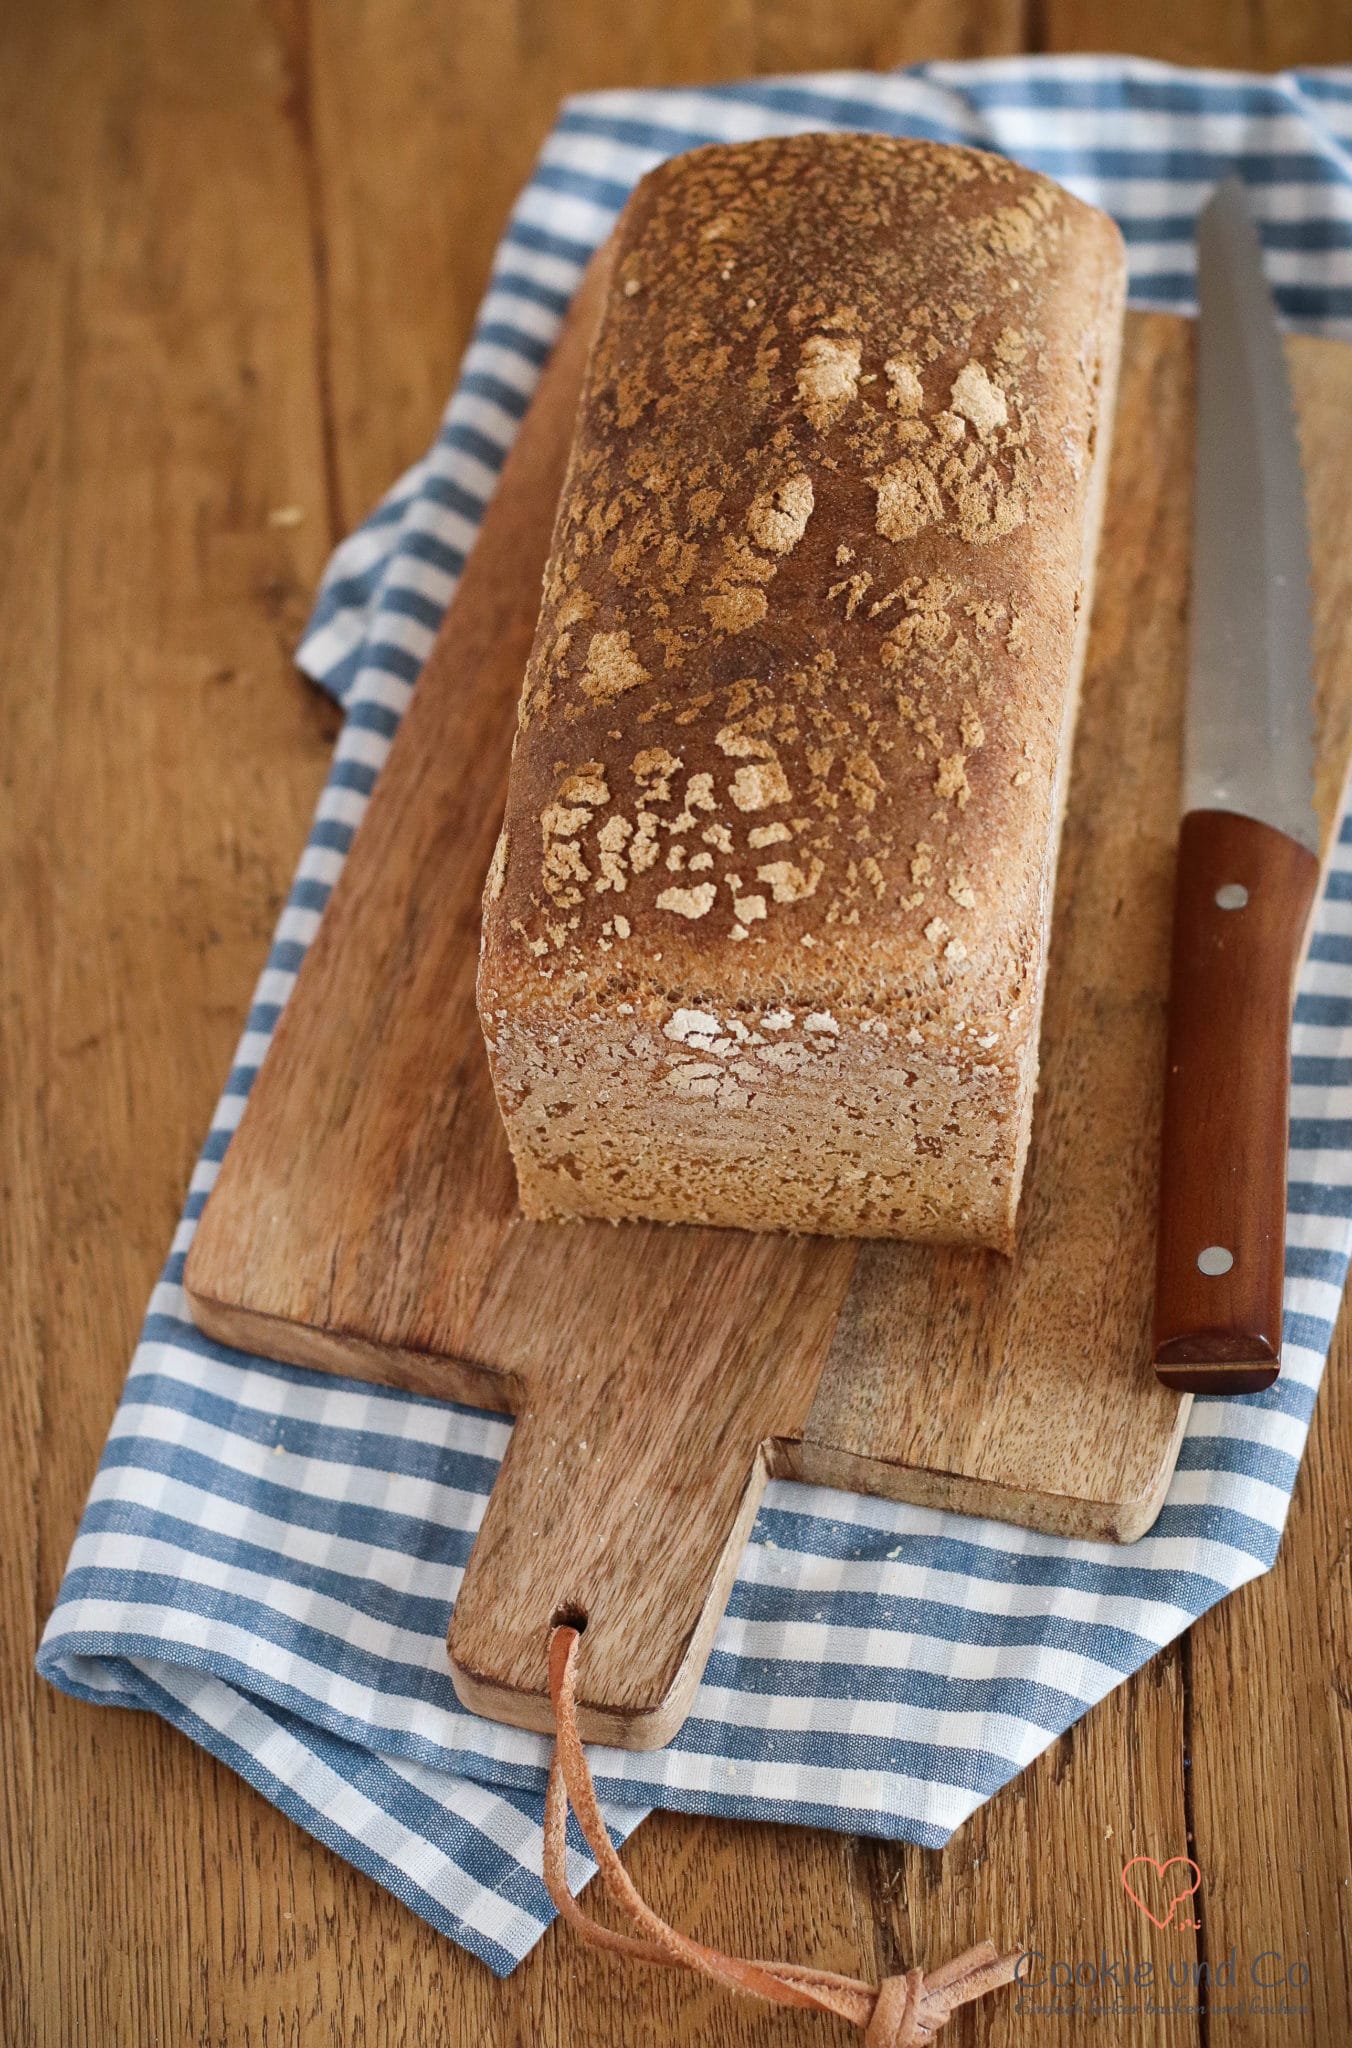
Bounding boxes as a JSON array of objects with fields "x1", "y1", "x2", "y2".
[{"x1": 39, "y1": 58, "x2": 1352, "y2": 1975}]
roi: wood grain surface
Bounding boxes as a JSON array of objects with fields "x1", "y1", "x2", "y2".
[{"x1": 6, "y1": 0, "x2": 1352, "y2": 2043}]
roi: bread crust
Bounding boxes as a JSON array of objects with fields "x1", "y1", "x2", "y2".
[{"x1": 478, "y1": 133, "x2": 1125, "y2": 1247}]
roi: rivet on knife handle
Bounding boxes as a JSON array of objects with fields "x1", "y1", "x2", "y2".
[{"x1": 1152, "y1": 808, "x2": 1318, "y2": 1395}]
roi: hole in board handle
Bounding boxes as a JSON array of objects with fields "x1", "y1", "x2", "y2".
[
  {"x1": 1197, "y1": 1245, "x2": 1234, "y2": 1276},
  {"x1": 551, "y1": 1603, "x2": 588, "y2": 1635}
]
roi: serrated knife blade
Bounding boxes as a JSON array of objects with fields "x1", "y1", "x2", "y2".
[
  {"x1": 1152, "y1": 178, "x2": 1321, "y2": 1398},
  {"x1": 1186, "y1": 177, "x2": 1318, "y2": 851}
]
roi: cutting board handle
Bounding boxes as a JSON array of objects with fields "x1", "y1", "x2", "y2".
[
  {"x1": 446, "y1": 1383, "x2": 772, "y2": 1749},
  {"x1": 445, "y1": 1222, "x2": 851, "y2": 1748}
]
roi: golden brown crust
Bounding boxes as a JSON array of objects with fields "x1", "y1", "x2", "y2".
[{"x1": 478, "y1": 133, "x2": 1125, "y2": 1246}]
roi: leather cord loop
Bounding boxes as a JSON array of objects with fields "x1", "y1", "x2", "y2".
[{"x1": 541, "y1": 1625, "x2": 1021, "y2": 2044}]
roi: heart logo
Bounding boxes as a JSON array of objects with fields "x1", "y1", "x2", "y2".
[{"x1": 1120, "y1": 1855, "x2": 1202, "y2": 1929}]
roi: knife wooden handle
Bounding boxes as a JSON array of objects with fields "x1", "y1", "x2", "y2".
[{"x1": 1153, "y1": 809, "x2": 1319, "y2": 1394}]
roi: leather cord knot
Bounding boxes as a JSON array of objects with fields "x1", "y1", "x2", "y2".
[
  {"x1": 864, "y1": 1970, "x2": 929, "y2": 2047},
  {"x1": 541, "y1": 1625, "x2": 1021, "y2": 2040},
  {"x1": 860, "y1": 1974, "x2": 925, "y2": 2039}
]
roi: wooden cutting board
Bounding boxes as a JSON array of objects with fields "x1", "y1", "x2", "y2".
[{"x1": 184, "y1": 258, "x2": 1352, "y2": 1749}]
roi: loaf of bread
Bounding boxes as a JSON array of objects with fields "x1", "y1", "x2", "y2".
[{"x1": 477, "y1": 133, "x2": 1125, "y2": 1249}]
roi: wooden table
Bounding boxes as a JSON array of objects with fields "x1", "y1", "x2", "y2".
[{"x1": 5, "y1": 2, "x2": 1351, "y2": 2042}]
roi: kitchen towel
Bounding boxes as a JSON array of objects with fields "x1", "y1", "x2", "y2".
[{"x1": 39, "y1": 57, "x2": 1352, "y2": 1976}]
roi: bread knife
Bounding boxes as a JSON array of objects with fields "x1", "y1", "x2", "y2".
[{"x1": 1152, "y1": 179, "x2": 1321, "y2": 1397}]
